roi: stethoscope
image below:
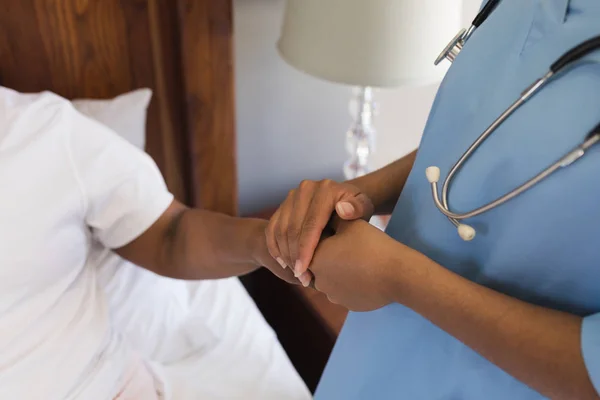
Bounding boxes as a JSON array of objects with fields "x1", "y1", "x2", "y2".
[{"x1": 428, "y1": 0, "x2": 600, "y2": 241}]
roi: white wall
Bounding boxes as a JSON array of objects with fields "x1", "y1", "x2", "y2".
[{"x1": 235, "y1": 0, "x2": 482, "y2": 215}]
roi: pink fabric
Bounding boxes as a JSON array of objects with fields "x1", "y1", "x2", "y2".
[{"x1": 113, "y1": 355, "x2": 161, "y2": 400}]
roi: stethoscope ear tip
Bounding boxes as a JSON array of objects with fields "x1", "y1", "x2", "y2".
[
  {"x1": 458, "y1": 224, "x2": 476, "y2": 241},
  {"x1": 426, "y1": 166, "x2": 441, "y2": 183}
]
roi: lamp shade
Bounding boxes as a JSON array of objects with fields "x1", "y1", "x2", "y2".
[{"x1": 277, "y1": 0, "x2": 462, "y2": 88}]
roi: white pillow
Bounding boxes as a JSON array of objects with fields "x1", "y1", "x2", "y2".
[
  {"x1": 72, "y1": 89, "x2": 219, "y2": 363},
  {"x1": 72, "y1": 88, "x2": 151, "y2": 150}
]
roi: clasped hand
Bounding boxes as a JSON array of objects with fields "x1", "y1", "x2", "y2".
[{"x1": 265, "y1": 179, "x2": 407, "y2": 312}]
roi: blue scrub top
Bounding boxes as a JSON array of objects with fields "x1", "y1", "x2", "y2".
[{"x1": 315, "y1": 1, "x2": 600, "y2": 399}]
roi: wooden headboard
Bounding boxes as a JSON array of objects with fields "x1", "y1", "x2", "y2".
[{"x1": 0, "y1": 0, "x2": 237, "y2": 215}]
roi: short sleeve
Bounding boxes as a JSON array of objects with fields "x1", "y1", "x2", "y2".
[
  {"x1": 582, "y1": 313, "x2": 600, "y2": 396},
  {"x1": 67, "y1": 105, "x2": 174, "y2": 249}
]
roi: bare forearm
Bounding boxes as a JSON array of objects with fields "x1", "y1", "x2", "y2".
[
  {"x1": 349, "y1": 149, "x2": 417, "y2": 215},
  {"x1": 117, "y1": 200, "x2": 297, "y2": 284},
  {"x1": 160, "y1": 209, "x2": 262, "y2": 280},
  {"x1": 393, "y1": 251, "x2": 597, "y2": 399}
]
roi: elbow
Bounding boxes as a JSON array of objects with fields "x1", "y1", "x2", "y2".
[{"x1": 155, "y1": 207, "x2": 192, "y2": 279}]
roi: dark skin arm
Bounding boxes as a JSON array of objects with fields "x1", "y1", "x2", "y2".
[
  {"x1": 349, "y1": 149, "x2": 417, "y2": 215},
  {"x1": 402, "y1": 259, "x2": 598, "y2": 400},
  {"x1": 307, "y1": 219, "x2": 599, "y2": 400},
  {"x1": 114, "y1": 200, "x2": 297, "y2": 283}
]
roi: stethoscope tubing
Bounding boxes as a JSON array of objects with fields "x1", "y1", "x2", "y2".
[
  {"x1": 430, "y1": 1, "x2": 600, "y2": 240},
  {"x1": 439, "y1": 71, "x2": 554, "y2": 226},
  {"x1": 429, "y1": 133, "x2": 600, "y2": 222}
]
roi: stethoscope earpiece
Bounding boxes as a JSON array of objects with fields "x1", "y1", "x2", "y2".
[
  {"x1": 425, "y1": 166, "x2": 441, "y2": 183},
  {"x1": 426, "y1": 166, "x2": 477, "y2": 241},
  {"x1": 457, "y1": 224, "x2": 476, "y2": 241}
]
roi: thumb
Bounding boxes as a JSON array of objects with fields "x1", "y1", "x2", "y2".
[{"x1": 335, "y1": 193, "x2": 374, "y2": 220}]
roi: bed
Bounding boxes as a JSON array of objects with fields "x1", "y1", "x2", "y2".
[{"x1": 0, "y1": 1, "x2": 311, "y2": 398}]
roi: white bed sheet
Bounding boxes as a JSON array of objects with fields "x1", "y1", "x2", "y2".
[
  {"x1": 159, "y1": 277, "x2": 313, "y2": 400},
  {"x1": 99, "y1": 252, "x2": 312, "y2": 400}
]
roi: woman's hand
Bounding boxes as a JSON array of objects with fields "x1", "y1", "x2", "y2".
[
  {"x1": 307, "y1": 218, "x2": 407, "y2": 311},
  {"x1": 265, "y1": 179, "x2": 374, "y2": 281},
  {"x1": 249, "y1": 219, "x2": 300, "y2": 285}
]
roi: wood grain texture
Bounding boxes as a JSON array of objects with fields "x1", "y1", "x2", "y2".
[
  {"x1": 0, "y1": 0, "x2": 238, "y2": 214},
  {"x1": 178, "y1": 0, "x2": 238, "y2": 215}
]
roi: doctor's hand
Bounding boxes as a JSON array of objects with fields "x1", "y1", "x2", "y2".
[
  {"x1": 308, "y1": 218, "x2": 412, "y2": 312},
  {"x1": 265, "y1": 179, "x2": 374, "y2": 281}
]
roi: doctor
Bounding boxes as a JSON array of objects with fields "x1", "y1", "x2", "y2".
[{"x1": 266, "y1": 0, "x2": 600, "y2": 398}]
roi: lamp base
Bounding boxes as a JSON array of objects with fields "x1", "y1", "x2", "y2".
[{"x1": 343, "y1": 86, "x2": 376, "y2": 180}]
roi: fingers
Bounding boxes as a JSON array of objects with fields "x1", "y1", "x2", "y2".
[
  {"x1": 265, "y1": 209, "x2": 285, "y2": 268},
  {"x1": 295, "y1": 185, "x2": 373, "y2": 275},
  {"x1": 297, "y1": 270, "x2": 313, "y2": 288},
  {"x1": 335, "y1": 192, "x2": 374, "y2": 221},
  {"x1": 287, "y1": 180, "x2": 317, "y2": 275},
  {"x1": 262, "y1": 226, "x2": 301, "y2": 285},
  {"x1": 270, "y1": 260, "x2": 301, "y2": 285},
  {"x1": 261, "y1": 251, "x2": 300, "y2": 285},
  {"x1": 295, "y1": 183, "x2": 336, "y2": 276},
  {"x1": 265, "y1": 179, "x2": 373, "y2": 278},
  {"x1": 275, "y1": 194, "x2": 294, "y2": 268}
]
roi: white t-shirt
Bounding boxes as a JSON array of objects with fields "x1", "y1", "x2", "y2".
[{"x1": 0, "y1": 87, "x2": 174, "y2": 399}]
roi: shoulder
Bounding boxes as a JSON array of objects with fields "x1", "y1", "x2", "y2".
[
  {"x1": 0, "y1": 86, "x2": 145, "y2": 172},
  {"x1": 0, "y1": 87, "x2": 78, "y2": 149},
  {"x1": 0, "y1": 86, "x2": 74, "y2": 117}
]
